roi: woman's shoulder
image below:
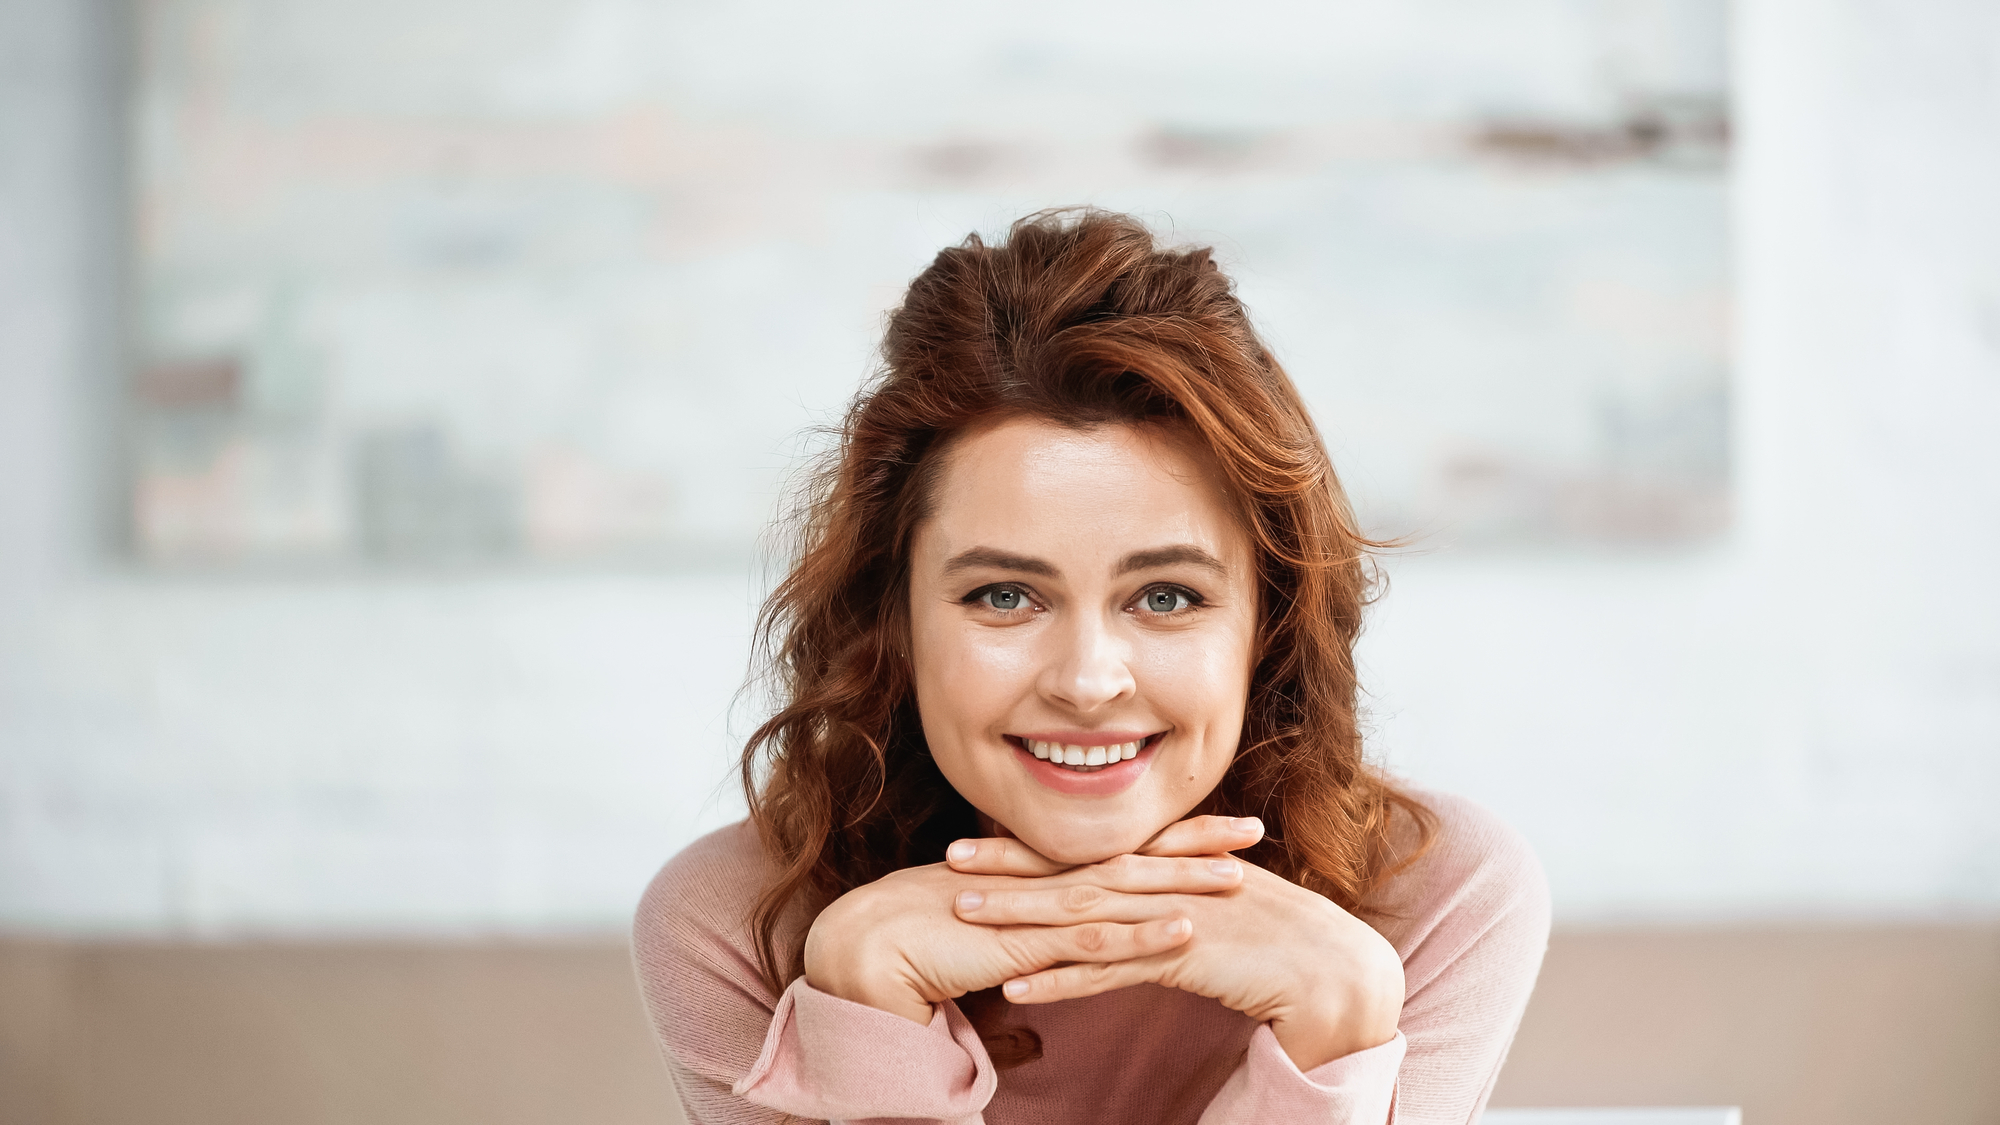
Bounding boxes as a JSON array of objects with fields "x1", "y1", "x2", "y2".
[
  {"x1": 642, "y1": 819, "x2": 773, "y2": 908},
  {"x1": 1372, "y1": 785, "x2": 1551, "y2": 972},
  {"x1": 632, "y1": 820, "x2": 786, "y2": 1004},
  {"x1": 635, "y1": 819, "x2": 774, "y2": 937},
  {"x1": 1400, "y1": 786, "x2": 1546, "y2": 895}
]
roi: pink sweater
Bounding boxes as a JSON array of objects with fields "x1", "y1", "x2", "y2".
[{"x1": 633, "y1": 788, "x2": 1548, "y2": 1125}]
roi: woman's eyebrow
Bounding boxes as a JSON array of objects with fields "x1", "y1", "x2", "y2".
[
  {"x1": 941, "y1": 547, "x2": 1058, "y2": 577},
  {"x1": 1117, "y1": 545, "x2": 1228, "y2": 576}
]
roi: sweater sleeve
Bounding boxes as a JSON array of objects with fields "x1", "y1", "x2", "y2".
[
  {"x1": 632, "y1": 823, "x2": 1000, "y2": 1125},
  {"x1": 1196, "y1": 1026, "x2": 1405, "y2": 1124},
  {"x1": 731, "y1": 979, "x2": 997, "y2": 1123},
  {"x1": 632, "y1": 826, "x2": 797, "y2": 1125},
  {"x1": 1377, "y1": 792, "x2": 1552, "y2": 1124}
]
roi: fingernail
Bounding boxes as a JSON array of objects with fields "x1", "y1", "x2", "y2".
[
  {"x1": 948, "y1": 840, "x2": 977, "y2": 862},
  {"x1": 1234, "y1": 817, "x2": 1262, "y2": 834},
  {"x1": 956, "y1": 890, "x2": 984, "y2": 911},
  {"x1": 1209, "y1": 859, "x2": 1239, "y2": 877},
  {"x1": 1003, "y1": 979, "x2": 1028, "y2": 999},
  {"x1": 1168, "y1": 918, "x2": 1192, "y2": 936}
]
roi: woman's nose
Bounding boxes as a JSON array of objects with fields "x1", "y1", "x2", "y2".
[{"x1": 1038, "y1": 613, "x2": 1136, "y2": 713}]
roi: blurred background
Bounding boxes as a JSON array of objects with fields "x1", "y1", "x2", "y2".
[{"x1": 1, "y1": 0, "x2": 1994, "y2": 1122}]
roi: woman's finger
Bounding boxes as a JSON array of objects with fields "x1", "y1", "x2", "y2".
[
  {"x1": 945, "y1": 836, "x2": 1070, "y2": 876},
  {"x1": 960, "y1": 885, "x2": 1183, "y2": 926},
  {"x1": 1001, "y1": 949, "x2": 1177, "y2": 1005},
  {"x1": 995, "y1": 917, "x2": 1192, "y2": 975},
  {"x1": 955, "y1": 859, "x2": 1240, "y2": 924},
  {"x1": 1086, "y1": 853, "x2": 1246, "y2": 894},
  {"x1": 1136, "y1": 815, "x2": 1264, "y2": 858}
]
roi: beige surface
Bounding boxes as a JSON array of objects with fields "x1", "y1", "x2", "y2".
[
  {"x1": 0, "y1": 940, "x2": 686, "y2": 1125},
  {"x1": 1, "y1": 925, "x2": 1995, "y2": 1125},
  {"x1": 1491, "y1": 924, "x2": 2000, "y2": 1125}
]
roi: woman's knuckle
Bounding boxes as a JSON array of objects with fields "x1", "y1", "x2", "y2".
[
  {"x1": 997, "y1": 928, "x2": 1039, "y2": 964},
  {"x1": 1074, "y1": 922, "x2": 1110, "y2": 953},
  {"x1": 1060, "y1": 884, "x2": 1103, "y2": 913}
]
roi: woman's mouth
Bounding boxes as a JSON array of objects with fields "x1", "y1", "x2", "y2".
[
  {"x1": 1023, "y1": 738, "x2": 1144, "y2": 772},
  {"x1": 1006, "y1": 733, "x2": 1161, "y2": 795}
]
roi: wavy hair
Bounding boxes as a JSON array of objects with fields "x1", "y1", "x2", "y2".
[{"x1": 740, "y1": 210, "x2": 1433, "y2": 1064}]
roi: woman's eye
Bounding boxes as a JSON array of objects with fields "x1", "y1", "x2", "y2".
[
  {"x1": 979, "y1": 586, "x2": 1025, "y2": 611},
  {"x1": 1140, "y1": 587, "x2": 1196, "y2": 614}
]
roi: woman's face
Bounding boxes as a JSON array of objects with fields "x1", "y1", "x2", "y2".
[{"x1": 907, "y1": 416, "x2": 1260, "y2": 865}]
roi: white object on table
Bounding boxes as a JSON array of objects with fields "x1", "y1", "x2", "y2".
[{"x1": 1485, "y1": 1110, "x2": 1741, "y2": 1125}]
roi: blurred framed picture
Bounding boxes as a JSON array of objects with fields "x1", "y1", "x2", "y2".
[{"x1": 131, "y1": 0, "x2": 1728, "y2": 567}]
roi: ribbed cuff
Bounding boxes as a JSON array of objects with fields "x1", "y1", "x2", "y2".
[
  {"x1": 733, "y1": 978, "x2": 996, "y2": 1124},
  {"x1": 1199, "y1": 1024, "x2": 1404, "y2": 1124}
]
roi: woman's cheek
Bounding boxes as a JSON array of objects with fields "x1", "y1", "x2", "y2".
[
  {"x1": 1143, "y1": 632, "x2": 1251, "y2": 775},
  {"x1": 916, "y1": 627, "x2": 1031, "y2": 753},
  {"x1": 1140, "y1": 629, "x2": 1247, "y2": 707},
  {"x1": 959, "y1": 623, "x2": 1044, "y2": 687}
]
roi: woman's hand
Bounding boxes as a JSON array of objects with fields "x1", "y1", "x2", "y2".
[
  {"x1": 951, "y1": 816, "x2": 1407, "y2": 1071},
  {"x1": 801, "y1": 832, "x2": 1240, "y2": 1026}
]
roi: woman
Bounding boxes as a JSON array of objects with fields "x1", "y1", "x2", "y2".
[{"x1": 634, "y1": 211, "x2": 1548, "y2": 1124}]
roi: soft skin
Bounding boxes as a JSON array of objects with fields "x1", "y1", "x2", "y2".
[
  {"x1": 801, "y1": 418, "x2": 1405, "y2": 1070},
  {"x1": 906, "y1": 417, "x2": 1259, "y2": 864}
]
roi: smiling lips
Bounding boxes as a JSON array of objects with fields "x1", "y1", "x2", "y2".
[{"x1": 1020, "y1": 737, "x2": 1148, "y2": 772}]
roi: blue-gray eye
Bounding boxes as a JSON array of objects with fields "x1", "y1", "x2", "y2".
[
  {"x1": 1143, "y1": 588, "x2": 1192, "y2": 613},
  {"x1": 982, "y1": 587, "x2": 1023, "y2": 611}
]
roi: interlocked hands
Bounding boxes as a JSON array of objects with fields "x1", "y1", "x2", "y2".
[{"x1": 801, "y1": 816, "x2": 1404, "y2": 1070}]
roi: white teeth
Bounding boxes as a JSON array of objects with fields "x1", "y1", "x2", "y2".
[{"x1": 1024, "y1": 738, "x2": 1149, "y2": 770}]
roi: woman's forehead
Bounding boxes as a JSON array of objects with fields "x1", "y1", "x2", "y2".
[{"x1": 917, "y1": 417, "x2": 1251, "y2": 570}]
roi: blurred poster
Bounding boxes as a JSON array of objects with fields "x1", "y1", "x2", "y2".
[{"x1": 132, "y1": 0, "x2": 1728, "y2": 566}]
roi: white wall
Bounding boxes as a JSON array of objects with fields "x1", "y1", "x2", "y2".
[
  {"x1": 1370, "y1": 0, "x2": 2000, "y2": 919},
  {"x1": 3, "y1": 0, "x2": 1997, "y2": 933}
]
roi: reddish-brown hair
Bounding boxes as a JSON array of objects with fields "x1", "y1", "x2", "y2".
[{"x1": 740, "y1": 210, "x2": 1432, "y2": 1061}]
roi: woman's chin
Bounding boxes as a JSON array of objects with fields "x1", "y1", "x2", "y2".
[{"x1": 1013, "y1": 823, "x2": 1159, "y2": 867}]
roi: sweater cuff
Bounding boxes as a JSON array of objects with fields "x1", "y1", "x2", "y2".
[
  {"x1": 732, "y1": 977, "x2": 997, "y2": 1123},
  {"x1": 1199, "y1": 1025, "x2": 1405, "y2": 1125}
]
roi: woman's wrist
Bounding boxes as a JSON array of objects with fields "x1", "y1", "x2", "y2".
[
  {"x1": 1266, "y1": 938, "x2": 1405, "y2": 1071},
  {"x1": 1267, "y1": 989, "x2": 1399, "y2": 1071},
  {"x1": 802, "y1": 923, "x2": 937, "y2": 1025}
]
